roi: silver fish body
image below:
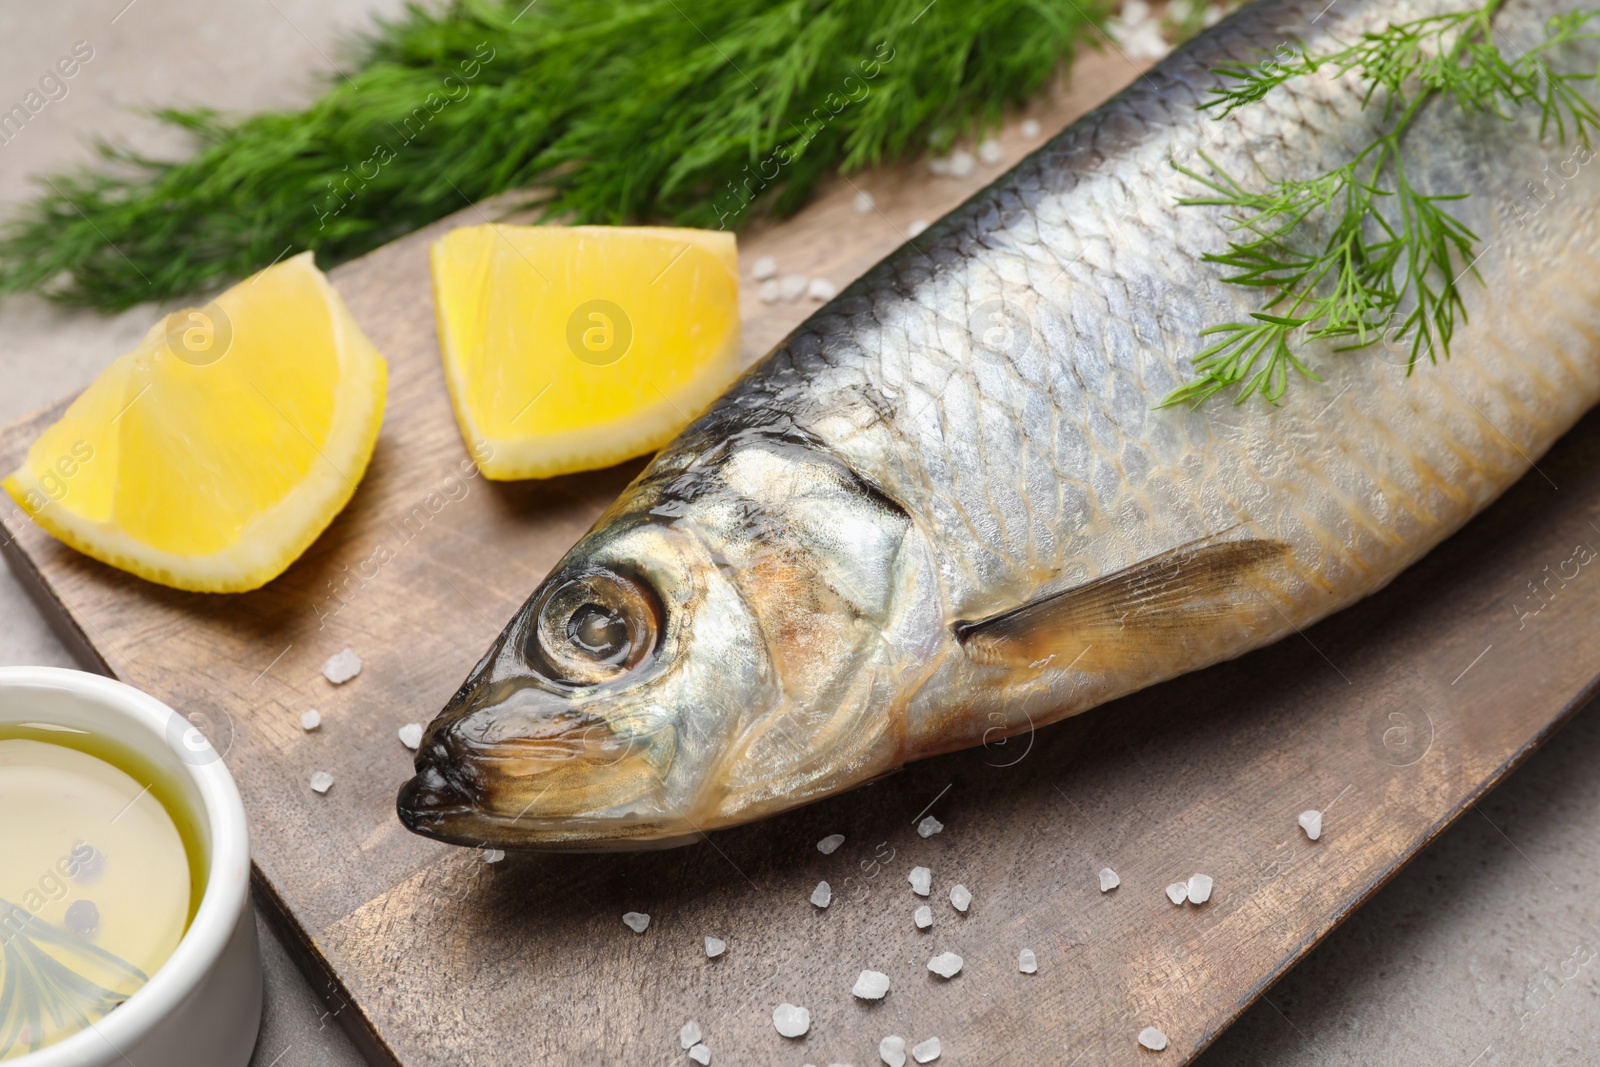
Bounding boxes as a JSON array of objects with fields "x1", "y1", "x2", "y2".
[{"x1": 398, "y1": 0, "x2": 1600, "y2": 848}]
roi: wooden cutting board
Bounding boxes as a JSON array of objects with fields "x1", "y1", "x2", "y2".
[{"x1": 4, "y1": 46, "x2": 1600, "y2": 1067}]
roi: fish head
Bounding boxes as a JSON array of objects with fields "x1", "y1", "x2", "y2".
[{"x1": 398, "y1": 435, "x2": 944, "y2": 850}]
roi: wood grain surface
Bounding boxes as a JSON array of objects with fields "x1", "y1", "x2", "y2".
[{"x1": 4, "y1": 45, "x2": 1600, "y2": 1067}]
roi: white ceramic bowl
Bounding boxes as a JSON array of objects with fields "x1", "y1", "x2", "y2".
[{"x1": 2, "y1": 666, "x2": 262, "y2": 1067}]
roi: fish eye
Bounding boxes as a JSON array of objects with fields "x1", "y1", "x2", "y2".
[{"x1": 528, "y1": 568, "x2": 661, "y2": 686}]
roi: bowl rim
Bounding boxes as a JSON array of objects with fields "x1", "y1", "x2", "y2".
[{"x1": 0, "y1": 665, "x2": 251, "y2": 1067}]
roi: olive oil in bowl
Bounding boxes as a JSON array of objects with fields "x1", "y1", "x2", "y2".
[{"x1": 0, "y1": 725, "x2": 206, "y2": 1060}]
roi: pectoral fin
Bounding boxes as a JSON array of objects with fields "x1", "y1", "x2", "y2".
[{"x1": 955, "y1": 532, "x2": 1289, "y2": 670}]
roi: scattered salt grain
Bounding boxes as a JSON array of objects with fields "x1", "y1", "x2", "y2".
[
  {"x1": 309, "y1": 770, "x2": 334, "y2": 794},
  {"x1": 1124, "y1": 0, "x2": 1151, "y2": 21},
  {"x1": 818, "y1": 833, "x2": 846, "y2": 855},
  {"x1": 772, "y1": 1002, "x2": 811, "y2": 1038},
  {"x1": 853, "y1": 190, "x2": 876, "y2": 214},
  {"x1": 1187, "y1": 873, "x2": 1214, "y2": 905},
  {"x1": 704, "y1": 936, "x2": 726, "y2": 958},
  {"x1": 680, "y1": 1021, "x2": 703, "y2": 1050},
  {"x1": 807, "y1": 277, "x2": 838, "y2": 302},
  {"x1": 928, "y1": 157, "x2": 952, "y2": 176},
  {"x1": 917, "y1": 815, "x2": 944, "y2": 838},
  {"x1": 483, "y1": 849, "x2": 505, "y2": 864},
  {"x1": 912, "y1": 1037, "x2": 942, "y2": 1063},
  {"x1": 949, "y1": 884, "x2": 971, "y2": 913},
  {"x1": 927, "y1": 952, "x2": 963, "y2": 978},
  {"x1": 300, "y1": 709, "x2": 322, "y2": 732},
  {"x1": 758, "y1": 279, "x2": 782, "y2": 304},
  {"x1": 778, "y1": 274, "x2": 809, "y2": 302},
  {"x1": 1299, "y1": 809, "x2": 1323, "y2": 841},
  {"x1": 1203, "y1": 3, "x2": 1224, "y2": 26},
  {"x1": 689, "y1": 1043, "x2": 712, "y2": 1065},
  {"x1": 1099, "y1": 867, "x2": 1121, "y2": 892},
  {"x1": 1019, "y1": 948, "x2": 1037, "y2": 974},
  {"x1": 622, "y1": 911, "x2": 650, "y2": 933},
  {"x1": 913, "y1": 905, "x2": 933, "y2": 930},
  {"x1": 811, "y1": 881, "x2": 833, "y2": 908},
  {"x1": 977, "y1": 138, "x2": 1005, "y2": 166},
  {"x1": 322, "y1": 648, "x2": 362, "y2": 684},
  {"x1": 1138, "y1": 1026, "x2": 1169, "y2": 1051},
  {"x1": 907, "y1": 219, "x2": 929, "y2": 238},
  {"x1": 853, "y1": 969, "x2": 890, "y2": 1000},
  {"x1": 880, "y1": 1035, "x2": 908, "y2": 1067},
  {"x1": 1020, "y1": 118, "x2": 1042, "y2": 139},
  {"x1": 909, "y1": 866, "x2": 932, "y2": 896},
  {"x1": 1165, "y1": 882, "x2": 1188, "y2": 905},
  {"x1": 946, "y1": 150, "x2": 976, "y2": 179},
  {"x1": 398, "y1": 722, "x2": 423, "y2": 750},
  {"x1": 752, "y1": 255, "x2": 778, "y2": 280}
]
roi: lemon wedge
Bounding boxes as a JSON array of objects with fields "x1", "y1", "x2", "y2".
[
  {"x1": 2, "y1": 252, "x2": 386, "y2": 593},
  {"x1": 430, "y1": 224, "x2": 740, "y2": 480}
]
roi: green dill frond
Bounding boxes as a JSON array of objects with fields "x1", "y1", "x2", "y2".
[
  {"x1": 0, "y1": 0, "x2": 1111, "y2": 311},
  {"x1": 1169, "y1": 0, "x2": 1600, "y2": 407}
]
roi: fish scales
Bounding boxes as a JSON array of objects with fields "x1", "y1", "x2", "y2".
[{"x1": 399, "y1": 0, "x2": 1600, "y2": 848}]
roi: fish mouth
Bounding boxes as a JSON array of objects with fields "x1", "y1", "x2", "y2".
[{"x1": 395, "y1": 703, "x2": 695, "y2": 851}]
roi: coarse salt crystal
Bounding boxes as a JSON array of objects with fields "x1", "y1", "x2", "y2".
[
  {"x1": 811, "y1": 881, "x2": 833, "y2": 908},
  {"x1": 907, "y1": 219, "x2": 929, "y2": 238},
  {"x1": 689, "y1": 1043, "x2": 711, "y2": 1065},
  {"x1": 977, "y1": 138, "x2": 1005, "y2": 166},
  {"x1": 1099, "y1": 867, "x2": 1120, "y2": 892},
  {"x1": 1187, "y1": 873, "x2": 1214, "y2": 905},
  {"x1": 300, "y1": 709, "x2": 322, "y2": 731},
  {"x1": 680, "y1": 1021, "x2": 702, "y2": 1050},
  {"x1": 704, "y1": 936, "x2": 726, "y2": 958},
  {"x1": 1299, "y1": 809, "x2": 1323, "y2": 841},
  {"x1": 309, "y1": 770, "x2": 334, "y2": 794},
  {"x1": 1020, "y1": 118, "x2": 1042, "y2": 139},
  {"x1": 778, "y1": 274, "x2": 809, "y2": 302},
  {"x1": 946, "y1": 150, "x2": 976, "y2": 179},
  {"x1": 917, "y1": 815, "x2": 943, "y2": 838},
  {"x1": 852, "y1": 969, "x2": 890, "y2": 1000},
  {"x1": 483, "y1": 849, "x2": 505, "y2": 864},
  {"x1": 322, "y1": 648, "x2": 362, "y2": 684},
  {"x1": 622, "y1": 911, "x2": 650, "y2": 933},
  {"x1": 1138, "y1": 1026, "x2": 1168, "y2": 1051},
  {"x1": 818, "y1": 833, "x2": 846, "y2": 854},
  {"x1": 949, "y1": 884, "x2": 971, "y2": 913},
  {"x1": 398, "y1": 722, "x2": 423, "y2": 750},
  {"x1": 927, "y1": 951, "x2": 963, "y2": 978},
  {"x1": 1165, "y1": 882, "x2": 1188, "y2": 905},
  {"x1": 1124, "y1": 0, "x2": 1152, "y2": 21},
  {"x1": 1203, "y1": 3, "x2": 1223, "y2": 26},
  {"x1": 928, "y1": 157, "x2": 952, "y2": 176},
  {"x1": 1019, "y1": 948, "x2": 1037, "y2": 973},
  {"x1": 880, "y1": 1035, "x2": 908, "y2": 1067},
  {"x1": 751, "y1": 255, "x2": 778, "y2": 280},
  {"x1": 853, "y1": 191, "x2": 876, "y2": 214},
  {"x1": 912, "y1": 1036, "x2": 942, "y2": 1063},
  {"x1": 758, "y1": 279, "x2": 782, "y2": 304},
  {"x1": 772, "y1": 1002, "x2": 810, "y2": 1038},
  {"x1": 909, "y1": 866, "x2": 932, "y2": 896},
  {"x1": 807, "y1": 277, "x2": 838, "y2": 302},
  {"x1": 913, "y1": 905, "x2": 933, "y2": 930}
]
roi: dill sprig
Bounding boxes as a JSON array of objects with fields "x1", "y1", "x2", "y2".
[
  {"x1": 1165, "y1": 1, "x2": 1600, "y2": 407},
  {"x1": 0, "y1": 0, "x2": 1109, "y2": 312}
]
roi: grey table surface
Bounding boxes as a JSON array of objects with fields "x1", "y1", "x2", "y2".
[{"x1": 1, "y1": 3, "x2": 1597, "y2": 1065}]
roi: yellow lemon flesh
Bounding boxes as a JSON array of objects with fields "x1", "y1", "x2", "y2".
[
  {"x1": 431, "y1": 224, "x2": 740, "y2": 480},
  {"x1": 2, "y1": 252, "x2": 386, "y2": 593}
]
